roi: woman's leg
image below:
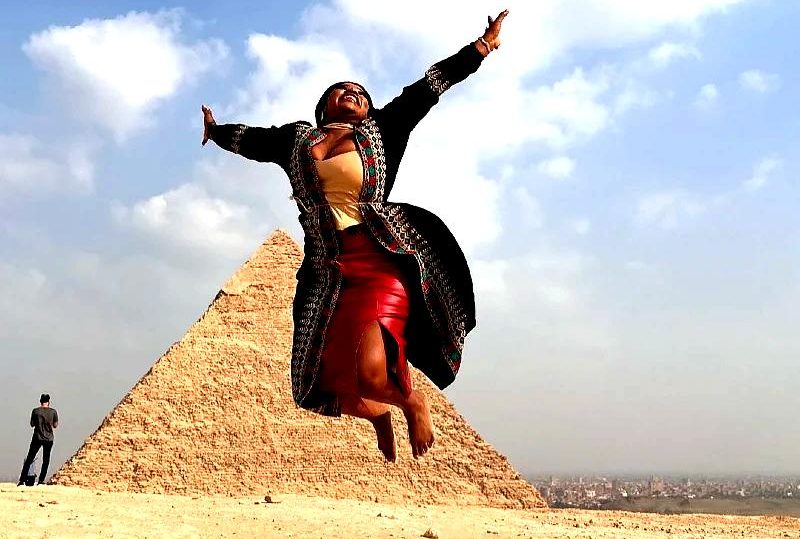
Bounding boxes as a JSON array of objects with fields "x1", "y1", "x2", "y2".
[
  {"x1": 319, "y1": 342, "x2": 397, "y2": 462},
  {"x1": 355, "y1": 322, "x2": 434, "y2": 458},
  {"x1": 339, "y1": 395, "x2": 396, "y2": 462}
]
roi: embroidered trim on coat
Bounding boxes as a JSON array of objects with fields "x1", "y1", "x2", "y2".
[
  {"x1": 355, "y1": 118, "x2": 387, "y2": 199},
  {"x1": 288, "y1": 125, "x2": 342, "y2": 416},
  {"x1": 368, "y1": 205, "x2": 467, "y2": 372},
  {"x1": 425, "y1": 65, "x2": 452, "y2": 96},
  {"x1": 230, "y1": 125, "x2": 247, "y2": 154}
]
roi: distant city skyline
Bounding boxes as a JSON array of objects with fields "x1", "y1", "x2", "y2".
[
  {"x1": 530, "y1": 473, "x2": 800, "y2": 515},
  {"x1": 2, "y1": 1, "x2": 799, "y2": 479}
]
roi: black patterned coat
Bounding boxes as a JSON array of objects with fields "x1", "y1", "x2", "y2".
[{"x1": 210, "y1": 43, "x2": 484, "y2": 416}]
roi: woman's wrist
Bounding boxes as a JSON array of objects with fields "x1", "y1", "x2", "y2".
[{"x1": 474, "y1": 37, "x2": 491, "y2": 57}]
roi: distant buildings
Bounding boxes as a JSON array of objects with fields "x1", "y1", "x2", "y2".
[{"x1": 530, "y1": 475, "x2": 799, "y2": 509}]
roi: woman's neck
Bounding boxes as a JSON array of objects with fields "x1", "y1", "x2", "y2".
[{"x1": 324, "y1": 112, "x2": 363, "y2": 125}]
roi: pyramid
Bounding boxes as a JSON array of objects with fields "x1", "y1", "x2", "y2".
[{"x1": 53, "y1": 230, "x2": 545, "y2": 508}]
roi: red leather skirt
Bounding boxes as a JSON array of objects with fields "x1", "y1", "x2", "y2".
[{"x1": 320, "y1": 224, "x2": 413, "y2": 397}]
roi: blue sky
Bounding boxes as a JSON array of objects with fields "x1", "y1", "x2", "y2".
[{"x1": 1, "y1": 0, "x2": 798, "y2": 479}]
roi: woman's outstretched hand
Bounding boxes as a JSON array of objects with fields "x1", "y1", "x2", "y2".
[
  {"x1": 483, "y1": 9, "x2": 509, "y2": 51},
  {"x1": 201, "y1": 104, "x2": 215, "y2": 146}
]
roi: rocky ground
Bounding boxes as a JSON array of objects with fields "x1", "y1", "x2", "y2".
[{"x1": 1, "y1": 483, "x2": 798, "y2": 538}]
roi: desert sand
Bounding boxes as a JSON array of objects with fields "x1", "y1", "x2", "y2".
[{"x1": 2, "y1": 483, "x2": 798, "y2": 539}]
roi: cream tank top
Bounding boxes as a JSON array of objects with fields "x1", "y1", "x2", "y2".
[{"x1": 314, "y1": 150, "x2": 365, "y2": 230}]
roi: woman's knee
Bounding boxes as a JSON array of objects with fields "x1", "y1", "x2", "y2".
[{"x1": 356, "y1": 354, "x2": 387, "y2": 396}]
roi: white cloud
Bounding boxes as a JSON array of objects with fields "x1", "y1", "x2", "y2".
[
  {"x1": 613, "y1": 85, "x2": 661, "y2": 115},
  {"x1": 112, "y1": 184, "x2": 257, "y2": 257},
  {"x1": 648, "y1": 41, "x2": 701, "y2": 68},
  {"x1": 520, "y1": 69, "x2": 612, "y2": 150},
  {"x1": 636, "y1": 190, "x2": 706, "y2": 229},
  {"x1": 471, "y1": 244, "x2": 613, "y2": 353},
  {"x1": 742, "y1": 156, "x2": 782, "y2": 192},
  {"x1": 694, "y1": 83, "x2": 719, "y2": 109},
  {"x1": 0, "y1": 133, "x2": 94, "y2": 196},
  {"x1": 537, "y1": 156, "x2": 576, "y2": 180},
  {"x1": 24, "y1": 10, "x2": 228, "y2": 140},
  {"x1": 738, "y1": 69, "x2": 780, "y2": 93},
  {"x1": 324, "y1": 0, "x2": 744, "y2": 74},
  {"x1": 231, "y1": 34, "x2": 363, "y2": 125},
  {"x1": 474, "y1": 247, "x2": 589, "y2": 313},
  {"x1": 636, "y1": 155, "x2": 782, "y2": 229}
]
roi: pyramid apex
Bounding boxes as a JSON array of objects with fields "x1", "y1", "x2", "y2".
[
  {"x1": 222, "y1": 229, "x2": 302, "y2": 295},
  {"x1": 266, "y1": 228, "x2": 294, "y2": 241},
  {"x1": 262, "y1": 228, "x2": 299, "y2": 249}
]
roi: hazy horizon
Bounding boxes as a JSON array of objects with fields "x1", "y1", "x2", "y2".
[{"x1": 2, "y1": 0, "x2": 799, "y2": 480}]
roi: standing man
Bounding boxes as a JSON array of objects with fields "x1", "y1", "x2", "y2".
[{"x1": 17, "y1": 394, "x2": 59, "y2": 486}]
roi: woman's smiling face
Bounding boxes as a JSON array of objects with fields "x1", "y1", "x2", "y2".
[{"x1": 323, "y1": 82, "x2": 370, "y2": 122}]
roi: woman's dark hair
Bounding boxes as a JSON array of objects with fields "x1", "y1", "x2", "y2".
[{"x1": 314, "y1": 81, "x2": 374, "y2": 127}]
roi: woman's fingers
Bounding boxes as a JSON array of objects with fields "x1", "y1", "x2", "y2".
[
  {"x1": 490, "y1": 9, "x2": 508, "y2": 31},
  {"x1": 485, "y1": 9, "x2": 508, "y2": 38}
]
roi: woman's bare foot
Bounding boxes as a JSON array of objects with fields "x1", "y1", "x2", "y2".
[
  {"x1": 370, "y1": 411, "x2": 397, "y2": 462},
  {"x1": 403, "y1": 391, "x2": 434, "y2": 458}
]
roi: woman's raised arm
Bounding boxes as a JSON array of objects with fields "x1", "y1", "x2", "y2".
[
  {"x1": 377, "y1": 10, "x2": 509, "y2": 133},
  {"x1": 201, "y1": 104, "x2": 296, "y2": 167}
]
